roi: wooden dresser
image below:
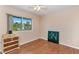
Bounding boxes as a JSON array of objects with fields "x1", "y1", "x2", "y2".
[{"x1": 2, "y1": 34, "x2": 19, "y2": 54}]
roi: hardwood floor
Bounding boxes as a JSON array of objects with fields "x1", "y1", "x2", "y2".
[{"x1": 6, "y1": 39, "x2": 79, "y2": 54}]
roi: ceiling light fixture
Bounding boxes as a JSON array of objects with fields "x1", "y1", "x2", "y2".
[{"x1": 34, "y1": 5, "x2": 41, "y2": 11}]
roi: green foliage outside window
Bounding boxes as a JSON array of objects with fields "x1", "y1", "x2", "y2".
[{"x1": 8, "y1": 15, "x2": 32, "y2": 31}]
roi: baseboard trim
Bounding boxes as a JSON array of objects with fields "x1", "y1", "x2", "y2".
[
  {"x1": 20, "y1": 38, "x2": 44, "y2": 46},
  {"x1": 20, "y1": 39, "x2": 38, "y2": 46},
  {"x1": 60, "y1": 43, "x2": 79, "y2": 50}
]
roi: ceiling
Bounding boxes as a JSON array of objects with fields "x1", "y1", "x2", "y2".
[{"x1": 9, "y1": 5, "x2": 72, "y2": 16}]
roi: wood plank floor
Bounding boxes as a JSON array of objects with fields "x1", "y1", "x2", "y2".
[{"x1": 6, "y1": 39, "x2": 79, "y2": 54}]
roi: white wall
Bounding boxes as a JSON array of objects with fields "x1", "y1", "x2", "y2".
[
  {"x1": 1, "y1": 6, "x2": 79, "y2": 51},
  {"x1": 0, "y1": 6, "x2": 40, "y2": 50},
  {"x1": 40, "y1": 6, "x2": 79, "y2": 49}
]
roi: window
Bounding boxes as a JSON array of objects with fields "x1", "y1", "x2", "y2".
[
  {"x1": 12, "y1": 16, "x2": 22, "y2": 31},
  {"x1": 8, "y1": 14, "x2": 32, "y2": 31},
  {"x1": 22, "y1": 18, "x2": 32, "y2": 30}
]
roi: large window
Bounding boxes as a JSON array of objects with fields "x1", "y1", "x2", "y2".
[
  {"x1": 8, "y1": 14, "x2": 32, "y2": 31},
  {"x1": 12, "y1": 16, "x2": 22, "y2": 31},
  {"x1": 22, "y1": 18, "x2": 32, "y2": 30}
]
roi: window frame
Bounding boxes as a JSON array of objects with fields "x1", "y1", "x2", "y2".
[
  {"x1": 7, "y1": 14, "x2": 32, "y2": 31},
  {"x1": 22, "y1": 17, "x2": 32, "y2": 30}
]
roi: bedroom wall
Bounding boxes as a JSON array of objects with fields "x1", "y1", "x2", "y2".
[
  {"x1": 0, "y1": 6, "x2": 40, "y2": 51},
  {"x1": 0, "y1": 5, "x2": 79, "y2": 51},
  {"x1": 40, "y1": 6, "x2": 79, "y2": 49}
]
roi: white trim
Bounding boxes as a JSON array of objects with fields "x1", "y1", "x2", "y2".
[
  {"x1": 20, "y1": 39, "x2": 37, "y2": 45},
  {"x1": 1, "y1": 35, "x2": 4, "y2": 54},
  {"x1": 60, "y1": 43, "x2": 79, "y2": 49}
]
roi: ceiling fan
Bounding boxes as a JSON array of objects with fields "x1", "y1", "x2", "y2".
[{"x1": 28, "y1": 5, "x2": 47, "y2": 12}]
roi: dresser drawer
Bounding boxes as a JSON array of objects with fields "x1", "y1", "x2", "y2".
[
  {"x1": 4, "y1": 44, "x2": 18, "y2": 52},
  {"x1": 4, "y1": 41, "x2": 18, "y2": 47},
  {"x1": 4, "y1": 38, "x2": 12, "y2": 42},
  {"x1": 13, "y1": 37, "x2": 19, "y2": 40}
]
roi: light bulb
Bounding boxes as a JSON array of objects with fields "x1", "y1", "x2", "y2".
[
  {"x1": 34, "y1": 7, "x2": 37, "y2": 10},
  {"x1": 37, "y1": 6, "x2": 40, "y2": 11}
]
